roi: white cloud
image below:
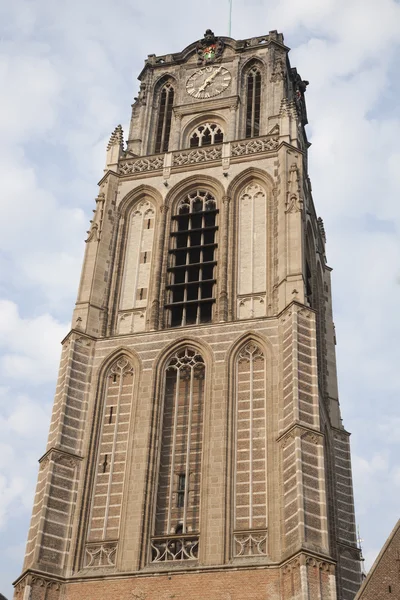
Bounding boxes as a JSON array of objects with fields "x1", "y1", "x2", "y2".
[{"x1": 0, "y1": 300, "x2": 68, "y2": 384}]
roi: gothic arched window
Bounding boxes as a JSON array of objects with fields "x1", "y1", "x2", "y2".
[
  {"x1": 118, "y1": 200, "x2": 156, "y2": 334},
  {"x1": 245, "y1": 67, "x2": 261, "y2": 138},
  {"x1": 189, "y1": 122, "x2": 224, "y2": 148},
  {"x1": 151, "y1": 347, "x2": 205, "y2": 562},
  {"x1": 166, "y1": 190, "x2": 218, "y2": 327},
  {"x1": 233, "y1": 342, "x2": 268, "y2": 557},
  {"x1": 155, "y1": 82, "x2": 174, "y2": 153},
  {"x1": 86, "y1": 357, "x2": 134, "y2": 556},
  {"x1": 237, "y1": 182, "x2": 267, "y2": 319}
]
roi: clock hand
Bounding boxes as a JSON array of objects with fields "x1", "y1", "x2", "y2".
[{"x1": 198, "y1": 66, "x2": 223, "y2": 92}]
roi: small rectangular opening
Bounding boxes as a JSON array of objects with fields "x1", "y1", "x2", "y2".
[
  {"x1": 187, "y1": 286, "x2": 199, "y2": 301},
  {"x1": 176, "y1": 233, "x2": 188, "y2": 248},
  {"x1": 172, "y1": 287, "x2": 185, "y2": 303},
  {"x1": 177, "y1": 215, "x2": 189, "y2": 231},
  {"x1": 188, "y1": 266, "x2": 200, "y2": 282},
  {"x1": 175, "y1": 251, "x2": 187, "y2": 266},
  {"x1": 177, "y1": 473, "x2": 186, "y2": 508},
  {"x1": 201, "y1": 282, "x2": 213, "y2": 299},
  {"x1": 200, "y1": 302, "x2": 213, "y2": 323},
  {"x1": 203, "y1": 247, "x2": 214, "y2": 262},
  {"x1": 174, "y1": 269, "x2": 185, "y2": 284},
  {"x1": 171, "y1": 305, "x2": 183, "y2": 328},
  {"x1": 185, "y1": 304, "x2": 197, "y2": 325}
]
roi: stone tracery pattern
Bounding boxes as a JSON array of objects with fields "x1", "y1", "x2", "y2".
[
  {"x1": 87, "y1": 357, "x2": 134, "y2": 544},
  {"x1": 232, "y1": 137, "x2": 279, "y2": 156},
  {"x1": 154, "y1": 348, "x2": 205, "y2": 554},
  {"x1": 234, "y1": 342, "x2": 267, "y2": 555},
  {"x1": 189, "y1": 122, "x2": 224, "y2": 147}
]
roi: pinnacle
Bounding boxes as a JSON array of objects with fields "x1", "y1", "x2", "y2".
[{"x1": 107, "y1": 124, "x2": 124, "y2": 150}]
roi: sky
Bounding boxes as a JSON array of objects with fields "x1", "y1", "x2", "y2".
[{"x1": 0, "y1": 0, "x2": 399, "y2": 597}]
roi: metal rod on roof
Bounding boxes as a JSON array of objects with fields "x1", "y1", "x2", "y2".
[{"x1": 228, "y1": 0, "x2": 233, "y2": 37}]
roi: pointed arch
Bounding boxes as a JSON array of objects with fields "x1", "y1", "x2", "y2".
[
  {"x1": 230, "y1": 335, "x2": 269, "y2": 557},
  {"x1": 164, "y1": 177, "x2": 225, "y2": 328},
  {"x1": 182, "y1": 114, "x2": 227, "y2": 149},
  {"x1": 229, "y1": 169, "x2": 275, "y2": 321},
  {"x1": 154, "y1": 75, "x2": 176, "y2": 153},
  {"x1": 86, "y1": 349, "x2": 138, "y2": 549},
  {"x1": 150, "y1": 340, "x2": 211, "y2": 562},
  {"x1": 113, "y1": 187, "x2": 163, "y2": 335},
  {"x1": 165, "y1": 174, "x2": 225, "y2": 211},
  {"x1": 241, "y1": 58, "x2": 264, "y2": 138}
]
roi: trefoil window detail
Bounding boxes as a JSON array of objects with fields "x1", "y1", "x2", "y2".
[
  {"x1": 155, "y1": 83, "x2": 174, "y2": 153},
  {"x1": 189, "y1": 123, "x2": 224, "y2": 148},
  {"x1": 166, "y1": 190, "x2": 218, "y2": 327},
  {"x1": 245, "y1": 67, "x2": 261, "y2": 138}
]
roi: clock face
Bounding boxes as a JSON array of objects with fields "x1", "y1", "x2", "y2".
[{"x1": 186, "y1": 65, "x2": 232, "y2": 99}]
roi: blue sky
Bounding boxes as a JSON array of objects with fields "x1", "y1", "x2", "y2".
[{"x1": 1, "y1": 0, "x2": 400, "y2": 597}]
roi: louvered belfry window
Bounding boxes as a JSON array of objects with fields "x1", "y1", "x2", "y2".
[
  {"x1": 166, "y1": 191, "x2": 218, "y2": 327},
  {"x1": 245, "y1": 67, "x2": 261, "y2": 138},
  {"x1": 155, "y1": 83, "x2": 174, "y2": 153}
]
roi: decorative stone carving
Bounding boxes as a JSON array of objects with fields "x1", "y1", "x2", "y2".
[
  {"x1": 238, "y1": 342, "x2": 264, "y2": 364},
  {"x1": 318, "y1": 216, "x2": 326, "y2": 243},
  {"x1": 286, "y1": 163, "x2": 303, "y2": 213},
  {"x1": 86, "y1": 192, "x2": 105, "y2": 243},
  {"x1": 173, "y1": 146, "x2": 222, "y2": 166},
  {"x1": 301, "y1": 431, "x2": 320, "y2": 445},
  {"x1": 282, "y1": 557, "x2": 301, "y2": 574},
  {"x1": 107, "y1": 124, "x2": 124, "y2": 150},
  {"x1": 231, "y1": 136, "x2": 279, "y2": 156},
  {"x1": 271, "y1": 54, "x2": 286, "y2": 82},
  {"x1": 196, "y1": 29, "x2": 224, "y2": 64},
  {"x1": 306, "y1": 556, "x2": 335, "y2": 573},
  {"x1": 233, "y1": 530, "x2": 268, "y2": 557},
  {"x1": 119, "y1": 155, "x2": 164, "y2": 175},
  {"x1": 151, "y1": 534, "x2": 199, "y2": 562},
  {"x1": 84, "y1": 542, "x2": 117, "y2": 568}
]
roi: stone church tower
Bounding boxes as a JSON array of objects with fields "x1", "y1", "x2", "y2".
[{"x1": 14, "y1": 29, "x2": 362, "y2": 600}]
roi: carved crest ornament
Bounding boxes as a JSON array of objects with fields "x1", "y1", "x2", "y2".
[{"x1": 196, "y1": 29, "x2": 224, "y2": 64}]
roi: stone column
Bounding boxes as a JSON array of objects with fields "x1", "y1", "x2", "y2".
[
  {"x1": 150, "y1": 204, "x2": 169, "y2": 330},
  {"x1": 217, "y1": 195, "x2": 231, "y2": 322}
]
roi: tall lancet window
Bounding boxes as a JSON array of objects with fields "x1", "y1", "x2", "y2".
[
  {"x1": 166, "y1": 190, "x2": 218, "y2": 327},
  {"x1": 233, "y1": 342, "x2": 268, "y2": 558},
  {"x1": 237, "y1": 183, "x2": 267, "y2": 319},
  {"x1": 85, "y1": 357, "x2": 134, "y2": 567},
  {"x1": 118, "y1": 200, "x2": 156, "y2": 334},
  {"x1": 245, "y1": 66, "x2": 261, "y2": 138},
  {"x1": 151, "y1": 348, "x2": 205, "y2": 563},
  {"x1": 155, "y1": 82, "x2": 174, "y2": 153}
]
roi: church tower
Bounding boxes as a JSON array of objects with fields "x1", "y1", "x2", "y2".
[{"x1": 14, "y1": 30, "x2": 362, "y2": 600}]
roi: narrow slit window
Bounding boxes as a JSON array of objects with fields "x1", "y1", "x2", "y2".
[
  {"x1": 155, "y1": 83, "x2": 174, "y2": 153},
  {"x1": 177, "y1": 474, "x2": 186, "y2": 508},
  {"x1": 245, "y1": 67, "x2": 262, "y2": 138}
]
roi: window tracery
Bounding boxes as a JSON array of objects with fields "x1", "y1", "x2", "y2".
[
  {"x1": 152, "y1": 348, "x2": 205, "y2": 562},
  {"x1": 155, "y1": 82, "x2": 174, "y2": 153},
  {"x1": 189, "y1": 123, "x2": 224, "y2": 148},
  {"x1": 234, "y1": 342, "x2": 268, "y2": 556},
  {"x1": 166, "y1": 190, "x2": 218, "y2": 327},
  {"x1": 87, "y1": 357, "x2": 134, "y2": 544},
  {"x1": 245, "y1": 66, "x2": 261, "y2": 138}
]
